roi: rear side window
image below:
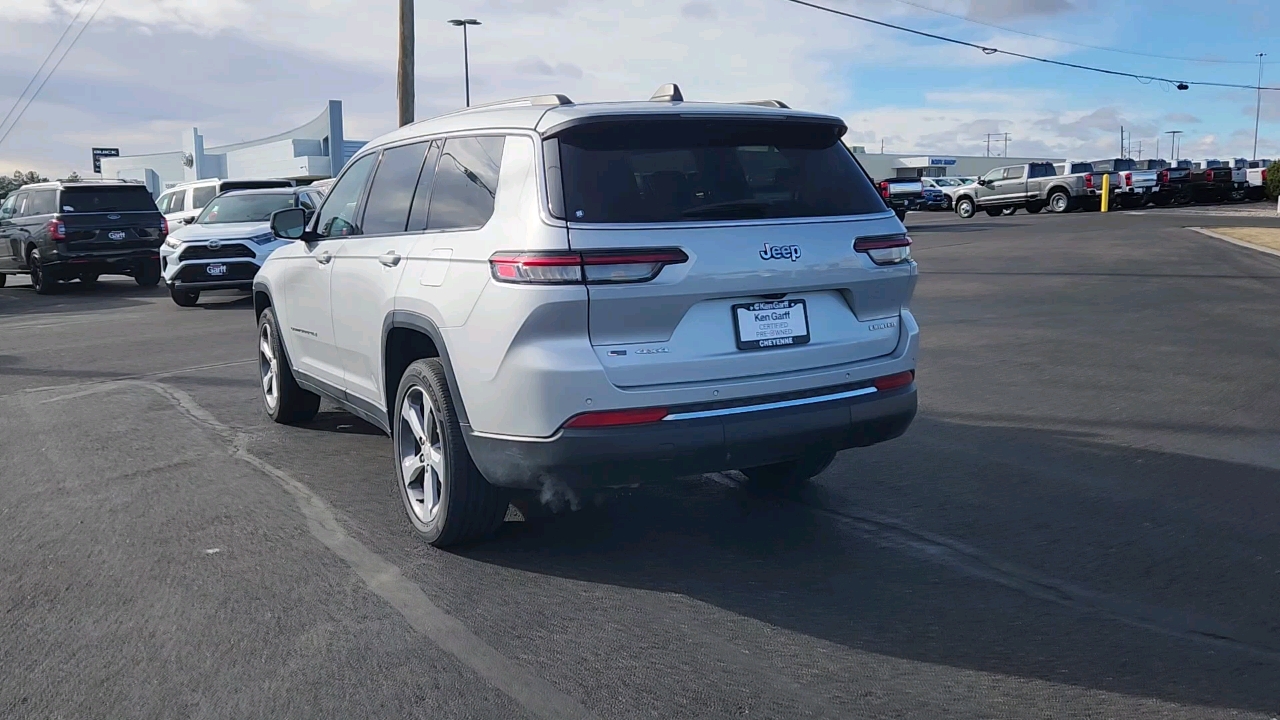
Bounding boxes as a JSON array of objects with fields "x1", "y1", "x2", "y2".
[
  {"x1": 192, "y1": 185, "x2": 217, "y2": 209},
  {"x1": 60, "y1": 186, "x2": 158, "y2": 213},
  {"x1": 362, "y1": 142, "x2": 430, "y2": 235},
  {"x1": 555, "y1": 118, "x2": 882, "y2": 223},
  {"x1": 27, "y1": 190, "x2": 57, "y2": 215},
  {"x1": 170, "y1": 191, "x2": 186, "y2": 213},
  {"x1": 406, "y1": 142, "x2": 442, "y2": 231},
  {"x1": 1003, "y1": 166, "x2": 1025, "y2": 180},
  {"x1": 427, "y1": 136, "x2": 505, "y2": 231},
  {"x1": 1028, "y1": 163, "x2": 1055, "y2": 178}
]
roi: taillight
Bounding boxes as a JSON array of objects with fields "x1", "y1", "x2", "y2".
[
  {"x1": 160, "y1": 217, "x2": 169, "y2": 237},
  {"x1": 879, "y1": 181, "x2": 890, "y2": 199},
  {"x1": 563, "y1": 406, "x2": 669, "y2": 428},
  {"x1": 1159, "y1": 170, "x2": 1169, "y2": 184},
  {"x1": 873, "y1": 371, "x2": 915, "y2": 392},
  {"x1": 1124, "y1": 172, "x2": 1133, "y2": 187},
  {"x1": 47, "y1": 219, "x2": 66, "y2": 241},
  {"x1": 854, "y1": 233, "x2": 911, "y2": 266},
  {"x1": 489, "y1": 249, "x2": 688, "y2": 285},
  {"x1": 1264, "y1": 169, "x2": 1269, "y2": 183},
  {"x1": 1085, "y1": 174, "x2": 1094, "y2": 189}
]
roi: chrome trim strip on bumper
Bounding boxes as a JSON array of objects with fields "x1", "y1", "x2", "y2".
[{"x1": 662, "y1": 386, "x2": 878, "y2": 421}]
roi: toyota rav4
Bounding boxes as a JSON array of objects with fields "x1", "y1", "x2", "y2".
[{"x1": 253, "y1": 85, "x2": 920, "y2": 546}]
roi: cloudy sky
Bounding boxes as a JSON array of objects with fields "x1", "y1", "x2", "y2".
[{"x1": 0, "y1": 0, "x2": 1276, "y2": 177}]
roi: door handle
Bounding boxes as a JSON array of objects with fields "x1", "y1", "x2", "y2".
[
  {"x1": 379, "y1": 251, "x2": 402, "y2": 267},
  {"x1": 315, "y1": 250, "x2": 333, "y2": 265}
]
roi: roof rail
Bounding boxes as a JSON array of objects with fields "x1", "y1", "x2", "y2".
[
  {"x1": 737, "y1": 99, "x2": 790, "y2": 109},
  {"x1": 649, "y1": 83, "x2": 684, "y2": 102},
  {"x1": 461, "y1": 94, "x2": 574, "y2": 112}
]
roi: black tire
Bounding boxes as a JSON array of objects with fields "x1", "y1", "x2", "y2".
[
  {"x1": 1048, "y1": 191, "x2": 1071, "y2": 214},
  {"x1": 394, "y1": 358, "x2": 509, "y2": 547},
  {"x1": 0, "y1": 273, "x2": 6, "y2": 288},
  {"x1": 985, "y1": 207, "x2": 1004, "y2": 217},
  {"x1": 894, "y1": 207, "x2": 907, "y2": 222},
  {"x1": 740, "y1": 452, "x2": 837, "y2": 490},
  {"x1": 80, "y1": 273, "x2": 99, "y2": 287},
  {"x1": 28, "y1": 248, "x2": 57, "y2": 295},
  {"x1": 170, "y1": 287, "x2": 200, "y2": 307},
  {"x1": 258, "y1": 307, "x2": 321, "y2": 425},
  {"x1": 955, "y1": 197, "x2": 976, "y2": 219},
  {"x1": 1152, "y1": 194, "x2": 1171, "y2": 207},
  {"x1": 1001, "y1": 206, "x2": 1018, "y2": 216},
  {"x1": 134, "y1": 259, "x2": 161, "y2": 287},
  {"x1": 1025, "y1": 203, "x2": 1043, "y2": 214}
]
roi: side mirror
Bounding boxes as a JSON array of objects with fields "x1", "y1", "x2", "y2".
[
  {"x1": 977, "y1": 179, "x2": 987, "y2": 186},
  {"x1": 181, "y1": 216, "x2": 195, "y2": 225},
  {"x1": 271, "y1": 207, "x2": 308, "y2": 240}
]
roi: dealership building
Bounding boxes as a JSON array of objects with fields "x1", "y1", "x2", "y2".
[{"x1": 99, "y1": 100, "x2": 367, "y2": 196}]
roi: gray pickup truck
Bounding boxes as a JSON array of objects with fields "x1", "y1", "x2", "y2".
[{"x1": 952, "y1": 161, "x2": 1111, "y2": 218}]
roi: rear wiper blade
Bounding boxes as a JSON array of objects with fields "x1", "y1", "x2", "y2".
[{"x1": 681, "y1": 200, "x2": 772, "y2": 218}]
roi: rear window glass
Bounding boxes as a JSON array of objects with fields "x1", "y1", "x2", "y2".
[
  {"x1": 1111, "y1": 159, "x2": 1136, "y2": 172},
  {"x1": 59, "y1": 186, "x2": 157, "y2": 213},
  {"x1": 555, "y1": 118, "x2": 883, "y2": 223},
  {"x1": 1070, "y1": 163, "x2": 1093, "y2": 174},
  {"x1": 192, "y1": 185, "x2": 217, "y2": 209}
]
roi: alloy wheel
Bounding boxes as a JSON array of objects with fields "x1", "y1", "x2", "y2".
[
  {"x1": 398, "y1": 386, "x2": 445, "y2": 523},
  {"x1": 259, "y1": 322, "x2": 279, "y2": 411}
]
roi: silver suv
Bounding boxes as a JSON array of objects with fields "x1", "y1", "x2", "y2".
[{"x1": 253, "y1": 85, "x2": 920, "y2": 546}]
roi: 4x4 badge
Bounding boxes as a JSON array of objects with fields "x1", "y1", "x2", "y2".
[{"x1": 759, "y1": 243, "x2": 801, "y2": 262}]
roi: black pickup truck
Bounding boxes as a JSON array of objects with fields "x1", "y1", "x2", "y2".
[
  {"x1": 0, "y1": 180, "x2": 166, "y2": 294},
  {"x1": 877, "y1": 177, "x2": 925, "y2": 222}
]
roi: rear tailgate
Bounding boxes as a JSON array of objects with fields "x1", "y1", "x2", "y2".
[
  {"x1": 59, "y1": 185, "x2": 164, "y2": 252},
  {"x1": 552, "y1": 114, "x2": 913, "y2": 390}
]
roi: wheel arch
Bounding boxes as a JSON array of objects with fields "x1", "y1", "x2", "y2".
[{"x1": 383, "y1": 310, "x2": 469, "y2": 429}]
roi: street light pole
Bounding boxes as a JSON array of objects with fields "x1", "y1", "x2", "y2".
[
  {"x1": 397, "y1": 0, "x2": 414, "y2": 127},
  {"x1": 449, "y1": 18, "x2": 481, "y2": 107},
  {"x1": 1254, "y1": 52, "x2": 1266, "y2": 161}
]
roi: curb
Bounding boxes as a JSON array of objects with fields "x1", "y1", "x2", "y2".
[{"x1": 1188, "y1": 227, "x2": 1280, "y2": 260}]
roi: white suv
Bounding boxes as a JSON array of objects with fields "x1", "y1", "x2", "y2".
[
  {"x1": 253, "y1": 86, "x2": 920, "y2": 546},
  {"x1": 157, "y1": 178, "x2": 297, "y2": 228}
]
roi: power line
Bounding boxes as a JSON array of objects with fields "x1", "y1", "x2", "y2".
[
  {"x1": 0, "y1": 0, "x2": 94, "y2": 141},
  {"x1": 0, "y1": 0, "x2": 107, "y2": 150},
  {"x1": 886, "y1": 0, "x2": 1275, "y2": 66},
  {"x1": 779, "y1": 0, "x2": 1280, "y2": 92}
]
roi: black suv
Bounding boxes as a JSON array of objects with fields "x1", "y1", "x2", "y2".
[{"x1": 0, "y1": 180, "x2": 166, "y2": 294}]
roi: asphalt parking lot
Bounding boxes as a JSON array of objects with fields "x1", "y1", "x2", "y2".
[{"x1": 3, "y1": 208, "x2": 1280, "y2": 719}]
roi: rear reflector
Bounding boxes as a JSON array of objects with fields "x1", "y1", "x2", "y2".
[
  {"x1": 490, "y1": 249, "x2": 688, "y2": 285},
  {"x1": 563, "y1": 407, "x2": 670, "y2": 428},
  {"x1": 872, "y1": 371, "x2": 914, "y2": 392},
  {"x1": 854, "y1": 233, "x2": 911, "y2": 266}
]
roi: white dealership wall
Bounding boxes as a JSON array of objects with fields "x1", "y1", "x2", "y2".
[
  {"x1": 99, "y1": 100, "x2": 366, "y2": 196},
  {"x1": 852, "y1": 149, "x2": 1065, "y2": 181}
]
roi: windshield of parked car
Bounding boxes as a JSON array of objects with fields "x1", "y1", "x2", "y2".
[
  {"x1": 932, "y1": 178, "x2": 964, "y2": 187},
  {"x1": 195, "y1": 193, "x2": 295, "y2": 224},
  {"x1": 59, "y1": 186, "x2": 157, "y2": 213},
  {"x1": 555, "y1": 117, "x2": 885, "y2": 222}
]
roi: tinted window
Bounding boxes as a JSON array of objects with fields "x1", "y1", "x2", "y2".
[
  {"x1": 407, "y1": 142, "x2": 443, "y2": 231},
  {"x1": 1070, "y1": 163, "x2": 1093, "y2": 174},
  {"x1": 298, "y1": 192, "x2": 317, "y2": 211},
  {"x1": 0, "y1": 194, "x2": 18, "y2": 220},
  {"x1": 170, "y1": 190, "x2": 186, "y2": 212},
  {"x1": 557, "y1": 119, "x2": 881, "y2": 223},
  {"x1": 27, "y1": 190, "x2": 57, "y2": 215},
  {"x1": 9, "y1": 194, "x2": 28, "y2": 218},
  {"x1": 315, "y1": 153, "x2": 376, "y2": 238},
  {"x1": 60, "y1": 186, "x2": 157, "y2": 213},
  {"x1": 196, "y1": 193, "x2": 297, "y2": 224},
  {"x1": 362, "y1": 142, "x2": 429, "y2": 235},
  {"x1": 1028, "y1": 163, "x2": 1055, "y2": 178},
  {"x1": 1111, "y1": 159, "x2": 1136, "y2": 172},
  {"x1": 192, "y1": 185, "x2": 217, "y2": 209},
  {"x1": 427, "y1": 136, "x2": 505, "y2": 231}
]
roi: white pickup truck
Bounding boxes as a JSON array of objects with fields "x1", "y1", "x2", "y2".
[
  {"x1": 1246, "y1": 166, "x2": 1270, "y2": 201},
  {"x1": 1090, "y1": 158, "x2": 1159, "y2": 207}
]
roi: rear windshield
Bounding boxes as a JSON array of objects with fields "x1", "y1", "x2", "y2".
[
  {"x1": 554, "y1": 118, "x2": 884, "y2": 223},
  {"x1": 1107, "y1": 159, "x2": 1137, "y2": 172},
  {"x1": 196, "y1": 193, "x2": 295, "y2": 224},
  {"x1": 59, "y1": 186, "x2": 157, "y2": 213},
  {"x1": 1069, "y1": 163, "x2": 1093, "y2": 174}
]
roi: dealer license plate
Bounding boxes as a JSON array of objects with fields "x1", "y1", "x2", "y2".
[
  {"x1": 732, "y1": 299, "x2": 810, "y2": 350},
  {"x1": 206, "y1": 263, "x2": 227, "y2": 276}
]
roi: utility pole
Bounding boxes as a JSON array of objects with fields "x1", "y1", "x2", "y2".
[
  {"x1": 397, "y1": 0, "x2": 415, "y2": 127},
  {"x1": 985, "y1": 134, "x2": 990, "y2": 157},
  {"x1": 1254, "y1": 52, "x2": 1266, "y2": 161},
  {"x1": 1166, "y1": 130, "x2": 1183, "y2": 163},
  {"x1": 1120, "y1": 126, "x2": 1124, "y2": 158},
  {"x1": 1003, "y1": 132, "x2": 1010, "y2": 158},
  {"x1": 1136, "y1": 140, "x2": 1142, "y2": 161},
  {"x1": 448, "y1": 19, "x2": 482, "y2": 107},
  {"x1": 985, "y1": 133, "x2": 1010, "y2": 157}
]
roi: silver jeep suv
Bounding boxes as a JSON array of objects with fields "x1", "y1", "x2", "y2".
[{"x1": 253, "y1": 85, "x2": 919, "y2": 546}]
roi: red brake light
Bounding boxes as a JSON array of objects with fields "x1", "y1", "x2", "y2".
[
  {"x1": 1264, "y1": 169, "x2": 1269, "y2": 183},
  {"x1": 1085, "y1": 174, "x2": 1094, "y2": 189},
  {"x1": 854, "y1": 233, "x2": 912, "y2": 266},
  {"x1": 879, "y1": 181, "x2": 890, "y2": 199},
  {"x1": 873, "y1": 371, "x2": 915, "y2": 392},
  {"x1": 161, "y1": 217, "x2": 169, "y2": 236},
  {"x1": 1159, "y1": 170, "x2": 1169, "y2": 184},
  {"x1": 563, "y1": 407, "x2": 669, "y2": 428},
  {"x1": 490, "y1": 249, "x2": 688, "y2": 285},
  {"x1": 47, "y1": 219, "x2": 66, "y2": 241},
  {"x1": 1124, "y1": 172, "x2": 1133, "y2": 186}
]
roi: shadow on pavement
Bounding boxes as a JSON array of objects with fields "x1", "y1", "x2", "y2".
[
  {"x1": 0, "y1": 278, "x2": 161, "y2": 316},
  {"x1": 458, "y1": 418, "x2": 1280, "y2": 716}
]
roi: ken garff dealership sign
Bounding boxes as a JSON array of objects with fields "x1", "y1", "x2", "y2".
[{"x1": 91, "y1": 147, "x2": 120, "y2": 174}]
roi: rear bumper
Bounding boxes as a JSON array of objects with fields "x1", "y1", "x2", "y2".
[
  {"x1": 464, "y1": 383, "x2": 917, "y2": 490},
  {"x1": 46, "y1": 251, "x2": 158, "y2": 276}
]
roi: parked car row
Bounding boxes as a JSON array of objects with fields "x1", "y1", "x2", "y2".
[{"x1": 0, "y1": 177, "x2": 329, "y2": 300}]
